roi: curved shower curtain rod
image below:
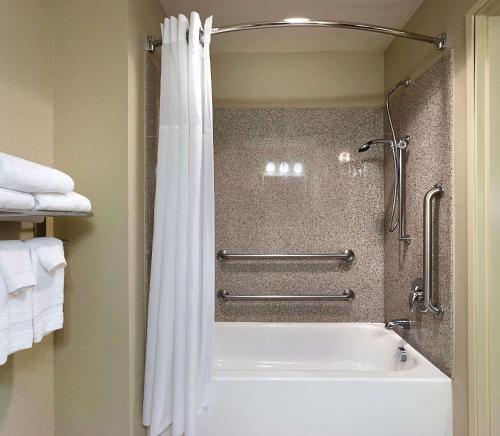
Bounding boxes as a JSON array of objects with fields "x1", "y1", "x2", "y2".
[{"x1": 144, "y1": 18, "x2": 446, "y2": 52}]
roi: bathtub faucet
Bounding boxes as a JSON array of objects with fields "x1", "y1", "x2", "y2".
[{"x1": 385, "y1": 319, "x2": 411, "y2": 330}]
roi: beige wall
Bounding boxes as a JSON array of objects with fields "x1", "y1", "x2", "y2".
[
  {"x1": 52, "y1": 0, "x2": 130, "y2": 433},
  {"x1": 0, "y1": 1, "x2": 55, "y2": 435},
  {"x1": 0, "y1": 0, "x2": 163, "y2": 433},
  {"x1": 384, "y1": 0, "x2": 477, "y2": 434},
  {"x1": 52, "y1": 0, "x2": 163, "y2": 435},
  {"x1": 212, "y1": 51, "x2": 384, "y2": 107}
]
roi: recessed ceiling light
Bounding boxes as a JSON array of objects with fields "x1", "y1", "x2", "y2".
[{"x1": 284, "y1": 17, "x2": 310, "y2": 24}]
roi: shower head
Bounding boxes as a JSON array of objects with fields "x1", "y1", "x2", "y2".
[{"x1": 357, "y1": 138, "x2": 393, "y2": 153}]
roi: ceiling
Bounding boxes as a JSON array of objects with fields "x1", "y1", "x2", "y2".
[{"x1": 159, "y1": 0, "x2": 424, "y2": 53}]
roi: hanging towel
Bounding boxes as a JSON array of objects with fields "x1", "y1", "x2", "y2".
[
  {"x1": 25, "y1": 238, "x2": 66, "y2": 342},
  {"x1": 34, "y1": 191, "x2": 91, "y2": 213},
  {"x1": 6, "y1": 282, "x2": 34, "y2": 355},
  {"x1": 0, "y1": 273, "x2": 9, "y2": 365},
  {"x1": 0, "y1": 187, "x2": 35, "y2": 210},
  {"x1": 0, "y1": 269, "x2": 34, "y2": 362},
  {"x1": 0, "y1": 241, "x2": 35, "y2": 361},
  {"x1": 0, "y1": 241, "x2": 36, "y2": 294},
  {"x1": 0, "y1": 152, "x2": 74, "y2": 194},
  {"x1": 0, "y1": 283, "x2": 33, "y2": 365}
]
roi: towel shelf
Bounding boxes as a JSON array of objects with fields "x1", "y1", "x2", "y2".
[
  {"x1": 218, "y1": 289, "x2": 355, "y2": 301},
  {"x1": 217, "y1": 249, "x2": 355, "y2": 262},
  {"x1": 0, "y1": 210, "x2": 93, "y2": 223}
]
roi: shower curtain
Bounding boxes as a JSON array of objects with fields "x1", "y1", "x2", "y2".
[{"x1": 143, "y1": 12, "x2": 214, "y2": 436}]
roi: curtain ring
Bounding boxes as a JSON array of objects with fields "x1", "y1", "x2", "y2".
[{"x1": 185, "y1": 28, "x2": 205, "y2": 47}]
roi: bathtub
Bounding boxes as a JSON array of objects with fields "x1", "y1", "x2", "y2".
[{"x1": 198, "y1": 322, "x2": 452, "y2": 436}]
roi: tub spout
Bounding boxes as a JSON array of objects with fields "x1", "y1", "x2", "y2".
[{"x1": 385, "y1": 319, "x2": 411, "y2": 330}]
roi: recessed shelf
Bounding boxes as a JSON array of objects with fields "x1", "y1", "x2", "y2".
[{"x1": 0, "y1": 210, "x2": 94, "y2": 223}]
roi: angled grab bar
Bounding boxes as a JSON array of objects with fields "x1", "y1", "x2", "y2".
[
  {"x1": 410, "y1": 184, "x2": 444, "y2": 316},
  {"x1": 218, "y1": 289, "x2": 355, "y2": 301},
  {"x1": 217, "y1": 249, "x2": 354, "y2": 262}
]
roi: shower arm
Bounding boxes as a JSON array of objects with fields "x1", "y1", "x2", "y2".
[{"x1": 145, "y1": 19, "x2": 446, "y2": 52}]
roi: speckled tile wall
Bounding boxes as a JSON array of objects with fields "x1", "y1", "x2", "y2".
[
  {"x1": 144, "y1": 52, "x2": 454, "y2": 371},
  {"x1": 214, "y1": 107, "x2": 385, "y2": 322},
  {"x1": 383, "y1": 52, "x2": 454, "y2": 375},
  {"x1": 145, "y1": 53, "x2": 160, "y2": 296}
]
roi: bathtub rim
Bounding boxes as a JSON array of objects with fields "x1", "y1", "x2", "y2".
[{"x1": 212, "y1": 321, "x2": 451, "y2": 381}]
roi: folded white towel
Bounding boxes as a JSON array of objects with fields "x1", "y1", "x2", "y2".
[
  {"x1": 34, "y1": 191, "x2": 92, "y2": 213},
  {"x1": 25, "y1": 238, "x2": 66, "y2": 343},
  {"x1": 0, "y1": 152, "x2": 74, "y2": 194},
  {"x1": 0, "y1": 187, "x2": 35, "y2": 210},
  {"x1": 0, "y1": 241, "x2": 36, "y2": 294},
  {"x1": 0, "y1": 270, "x2": 34, "y2": 364}
]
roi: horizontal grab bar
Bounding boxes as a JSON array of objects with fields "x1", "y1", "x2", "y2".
[
  {"x1": 217, "y1": 249, "x2": 354, "y2": 262},
  {"x1": 218, "y1": 289, "x2": 355, "y2": 301}
]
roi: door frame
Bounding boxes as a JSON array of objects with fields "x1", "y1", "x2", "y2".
[{"x1": 466, "y1": 1, "x2": 500, "y2": 435}]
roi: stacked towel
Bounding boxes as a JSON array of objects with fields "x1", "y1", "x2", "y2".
[
  {"x1": 0, "y1": 241, "x2": 36, "y2": 362},
  {"x1": 34, "y1": 192, "x2": 92, "y2": 213},
  {"x1": 0, "y1": 152, "x2": 74, "y2": 194},
  {"x1": 0, "y1": 153, "x2": 92, "y2": 214},
  {"x1": 25, "y1": 238, "x2": 66, "y2": 342},
  {"x1": 0, "y1": 187, "x2": 35, "y2": 210}
]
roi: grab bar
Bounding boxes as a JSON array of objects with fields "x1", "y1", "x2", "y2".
[
  {"x1": 423, "y1": 184, "x2": 444, "y2": 316},
  {"x1": 218, "y1": 289, "x2": 355, "y2": 301},
  {"x1": 217, "y1": 249, "x2": 354, "y2": 262}
]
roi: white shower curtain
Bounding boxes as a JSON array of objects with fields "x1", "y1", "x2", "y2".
[{"x1": 143, "y1": 12, "x2": 214, "y2": 436}]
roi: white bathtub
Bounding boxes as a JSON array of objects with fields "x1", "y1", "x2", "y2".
[{"x1": 198, "y1": 322, "x2": 452, "y2": 436}]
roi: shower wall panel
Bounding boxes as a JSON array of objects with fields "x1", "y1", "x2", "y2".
[
  {"x1": 145, "y1": 53, "x2": 160, "y2": 298},
  {"x1": 383, "y1": 53, "x2": 454, "y2": 375},
  {"x1": 214, "y1": 107, "x2": 385, "y2": 322}
]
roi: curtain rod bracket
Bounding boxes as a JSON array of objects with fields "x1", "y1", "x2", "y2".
[
  {"x1": 145, "y1": 35, "x2": 162, "y2": 52},
  {"x1": 435, "y1": 33, "x2": 446, "y2": 50}
]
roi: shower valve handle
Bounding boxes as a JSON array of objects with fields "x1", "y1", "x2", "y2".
[{"x1": 409, "y1": 284, "x2": 426, "y2": 313}]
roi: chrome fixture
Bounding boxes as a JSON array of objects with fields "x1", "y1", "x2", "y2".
[
  {"x1": 385, "y1": 319, "x2": 411, "y2": 330},
  {"x1": 218, "y1": 289, "x2": 354, "y2": 301},
  {"x1": 410, "y1": 184, "x2": 444, "y2": 317},
  {"x1": 217, "y1": 249, "x2": 354, "y2": 262},
  {"x1": 358, "y1": 80, "x2": 413, "y2": 244},
  {"x1": 0, "y1": 210, "x2": 93, "y2": 223},
  {"x1": 397, "y1": 347, "x2": 408, "y2": 362},
  {"x1": 357, "y1": 138, "x2": 394, "y2": 152},
  {"x1": 409, "y1": 279, "x2": 426, "y2": 313},
  {"x1": 145, "y1": 19, "x2": 446, "y2": 52}
]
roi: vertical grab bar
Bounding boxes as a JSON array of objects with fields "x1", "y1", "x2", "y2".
[{"x1": 422, "y1": 184, "x2": 444, "y2": 316}]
